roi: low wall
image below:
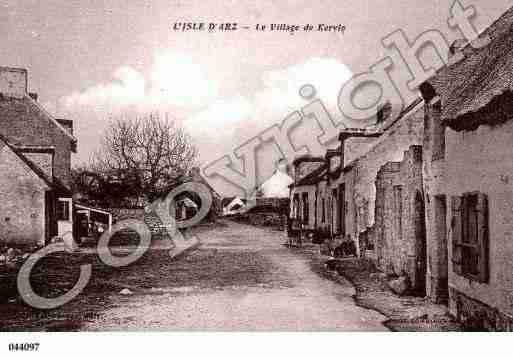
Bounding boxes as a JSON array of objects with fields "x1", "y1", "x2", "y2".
[
  {"x1": 230, "y1": 212, "x2": 286, "y2": 231},
  {"x1": 450, "y1": 287, "x2": 513, "y2": 331},
  {"x1": 106, "y1": 208, "x2": 145, "y2": 222}
]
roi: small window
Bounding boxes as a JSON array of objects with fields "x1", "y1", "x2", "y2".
[
  {"x1": 451, "y1": 193, "x2": 489, "y2": 282},
  {"x1": 302, "y1": 192, "x2": 309, "y2": 224},
  {"x1": 332, "y1": 189, "x2": 338, "y2": 229},
  {"x1": 293, "y1": 193, "x2": 300, "y2": 218},
  {"x1": 57, "y1": 200, "x2": 70, "y2": 221},
  {"x1": 330, "y1": 156, "x2": 341, "y2": 172}
]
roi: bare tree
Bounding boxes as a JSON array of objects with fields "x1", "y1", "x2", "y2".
[{"x1": 94, "y1": 114, "x2": 198, "y2": 202}]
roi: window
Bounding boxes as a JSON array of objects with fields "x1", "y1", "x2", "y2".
[
  {"x1": 56, "y1": 199, "x2": 70, "y2": 221},
  {"x1": 451, "y1": 193, "x2": 489, "y2": 282},
  {"x1": 377, "y1": 101, "x2": 392, "y2": 124},
  {"x1": 292, "y1": 194, "x2": 300, "y2": 218},
  {"x1": 393, "y1": 185, "x2": 403, "y2": 240},
  {"x1": 330, "y1": 156, "x2": 341, "y2": 172},
  {"x1": 302, "y1": 193, "x2": 309, "y2": 224},
  {"x1": 339, "y1": 184, "x2": 345, "y2": 235}
]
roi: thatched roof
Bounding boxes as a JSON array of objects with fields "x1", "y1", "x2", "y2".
[
  {"x1": 425, "y1": 6, "x2": 513, "y2": 128},
  {"x1": 292, "y1": 164, "x2": 327, "y2": 187}
]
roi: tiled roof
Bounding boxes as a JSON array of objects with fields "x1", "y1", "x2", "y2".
[
  {"x1": 0, "y1": 94, "x2": 77, "y2": 151},
  {"x1": 426, "y1": 6, "x2": 513, "y2": 127}
]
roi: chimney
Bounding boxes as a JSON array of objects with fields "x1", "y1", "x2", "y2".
[
  {"x1": 0, "y1": 67, "x2": 28, "y2": 99},
  {"x1": 449, "y1": 39, "x2": 468, "y2": 56},
  {"x1": 376, "y1": 101, "x2": 392, "y2": 124},
  {"x1": 447, "y1": 39, "x2": 468, "y2": 65},
  {"x1": 338, "y1": 128, "x2": 383, "y2": 168},
  {"x1": 276, "y1": 158, "x2": 289, "y2": 174},
  {"x1": 29, "y1": 92, "x2": 38, "y2": 101}
]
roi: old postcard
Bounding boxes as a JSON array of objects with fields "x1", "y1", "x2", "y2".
[{"x1": 0, "y1": 0, "x2": 512, "y2": 356}]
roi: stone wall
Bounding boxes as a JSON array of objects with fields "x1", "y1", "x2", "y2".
[
  {"x1": 22, "y1": 151, "x2": 53, "y2": 179},
  {"x1": 445, "y1": 118, "x2": 513, "y2": 323},
  {"x1": 0, "y1": 144, "x2": 47, "y2": 247},
  {"x1": 104, "y1": 208, "x2": 172, "y2": 245},
  {"x1": 422, "y1": 98, "x2": 449, "y2": 303},
  {"x1": 232, "y1": 212, "x2": 286, "y2": 230},
  {"x1": 450, "y1": 288, "x2": 513, "y2": 331},
  {"x1": 352, "y1": 104, "x2": 424, "y2": 238},
  {"x1": 373, "y1": 145, "x2": 424, "y2": 291},
  {"x1": 107, "y1": 207, "x2": 145, "y2": 222}
]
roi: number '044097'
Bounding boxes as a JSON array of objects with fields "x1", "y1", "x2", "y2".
[{"x1": 8, "y1": 343, "x2": 40, "y2": 351}]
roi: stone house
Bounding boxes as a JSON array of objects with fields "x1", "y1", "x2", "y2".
[
  {"x1": 288, "y1": 98, "x2": 424, "y2": 257},
  {"x1": 287, "y1": 6, "x2": 513, "y2": 330},
  {"x1": 0, "y1": 67, "x2": 78, "y2": 248},
  {"x1": 322, "y1": 100, "x2": 424, "y2": 256},
  {"x1": 348, "y1": 99, "x2": 424, "y2": 244},
  {"x1": 419, "y1": 7, "x2": 513, "y2": 330},
  {"x1": 289, "y1": 156, "x2": 325, "y2": 233}
]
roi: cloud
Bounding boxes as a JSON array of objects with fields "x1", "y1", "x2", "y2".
[
  {"x1": 184, "y1": 96, "x2": 253, "y2": 137},
  {"x1": 148, "y1": 51, "x2": 219, "y2": 108},
  {"x1": 55, "y1": 51, "x2": 218, "y2": 114},
  {"x1": 62, "y1": 66, "x2": 146, "y2": 112},
  {"x1": 255, "y1": 57, "x2": 352, "y2": 124},
  {"x1": 51, "y1": 53, "x2": 352, "y2": 186},
  {"x1": 185, "y1": 57, "x2": 353, "y2": 162}
]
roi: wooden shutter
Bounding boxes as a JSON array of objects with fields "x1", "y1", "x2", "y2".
[
  {"x1": 451, "y1": 196, "x2": 463, "y2": 275},
  {"x1": 476, "y1": 193, "x2": 489, "y2": 283}
]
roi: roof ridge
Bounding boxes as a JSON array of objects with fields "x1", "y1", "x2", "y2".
[
  {"x1": 25, "y1": 94, "x2": 77, "y2": 143},
  {"x1": 0, "y1": 132, "x2": 70, "y2": 194}
]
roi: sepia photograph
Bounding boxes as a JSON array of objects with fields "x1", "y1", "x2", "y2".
[{"x1": 0, "y1": 0, "x2": 512, "y2": 356}]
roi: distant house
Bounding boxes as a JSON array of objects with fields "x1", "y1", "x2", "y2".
[
  {"x1": 258, "y1": 159, "x2": 293, "y2": 199},
  {"x1": 186, "y1": 167, "x2": 222, "y2": 221},
  {"x1": 153, "y1": 167, "x2": 222, "y2": 223},
  {"x1": 0, "y1": 67, "x2": 90, "y2": 247},
  {"x1": 222, "y1": 196, "x2": 247, "y2": 216},
  {"x1": 289, "y1": 159, "x2": 326, "y2": 233},
  {"x1": 288, "y1": 98, "x2": 424, "y2": 253},
  {"x1": 289, "y1": 99, "x2": 427, "y2": 283},
  {"x1": 175, "y1": 196, "x2": 199, "y2": 220}
]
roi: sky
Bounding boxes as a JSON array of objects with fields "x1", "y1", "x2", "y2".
[{"x1": 0, "y1": 0, "x2": 509, "y2": 195}]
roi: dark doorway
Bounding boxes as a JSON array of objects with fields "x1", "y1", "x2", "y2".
[
  {"x1": 414, "y1": 191, "x2": 427, "y2": 296},
  {"x1": 332, "y1": 188, "x2": 338, "y2": 234},
  {"x1": 434, "y1": 195, "x2": 449, "y2": 304},
  {"x1": 73, "y1": 210, "x2": 90, "y2": 245},
  {"x1": 338, "y1": 184, "x2": 345, "y2": 235},
  {"x1": 44, "y1": 191, "x2": 57, "y2": 244}
]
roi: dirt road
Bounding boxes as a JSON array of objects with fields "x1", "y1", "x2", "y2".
[{"x1": 82, "y1": 220, "x2": 388, "y2": 331}]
